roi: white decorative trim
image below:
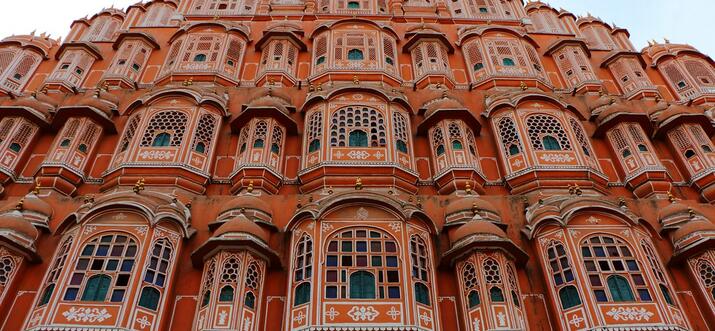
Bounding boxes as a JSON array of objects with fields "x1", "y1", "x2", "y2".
[
  {"x1": 605, "y1": 307, "x2": 654, "y2": 321},
  {"x1": 62, "y1": 307, "x2": 112, "y2": 322},
  {"x1": 347, "y1": 306, "x2": 379, "y2": 321}
]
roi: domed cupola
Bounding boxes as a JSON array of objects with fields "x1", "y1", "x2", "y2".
[
  {"x1": 443, "y1": 197, "x2": 502, "y2": 229},
  {"x1": 0, "y1": 209, "x2": 40, "y2": 262},
  {"x1": 0, "y1": 191, "x2": 53, "y2": 231},
  {"x1": 209, "y1": 195, "x2": 274, "y2": 231}
]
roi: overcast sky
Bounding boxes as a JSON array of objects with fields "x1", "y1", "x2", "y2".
[{"x1": 0, "y1": 0, "x2": 712, "y2": 56}]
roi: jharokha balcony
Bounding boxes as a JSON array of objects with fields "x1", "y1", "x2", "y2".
[{"x1": 298, "y1": 85, "x2": 419, "y2": 193}]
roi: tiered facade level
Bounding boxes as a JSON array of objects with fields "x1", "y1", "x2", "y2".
[{"x1": 1, "y1": 1, "x2": 715, "y2": 330}]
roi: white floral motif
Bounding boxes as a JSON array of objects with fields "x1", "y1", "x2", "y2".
[
  {"x1": 321, "y1": 222, "x2": 334, "y2": 233},
  {"x1": 83, "y1": 225, "x2": 97, "y2": 235},
  {"x1": 568, "y1": 314, "x2": 584, "y2": 327},
  {"x1": 497, "y1": 311, "x2": 507, "y2": 326},
  {"x1": 356, "y1": 207, "x2": 369, "y2": 220},
  {"x1": 135, "y1": 226, "x2": 148, "y2": 237},
  {"x1": 138, "y1": 150, "x2": 174, "y2": 160},
  {"x1": 62, "y1": 307, "x2": 112, "y2": 322},
  {"x1": 347, "y1": 306, "x2": 380, "y2": 321},
  {"x1": 346, "y1": 150, "x2": 370, "y2": 160},
  {"x1": 539, "y1": 153, "x2": 575, "y2": 163},
  {"x1": 325, "y1": 307, "x2": 340, "y2": 321},
  {"x1": 135, "y1": 316, "x2": 151, "y2": 329},
  {"x1": 389, "y1": 222, "x2": 402, "y2": 232},
  {"x1": 606, "y1": 307, "x2": 654, "y2": 321},
  {"x1": 386, "y1": 306, "x2": 400, "y2": 321},
  {"x1": 293, "y1": 311, "x2": 306, "y2": 324},
  {"x1": 29, "y1": 312, "x2": 42, "y2": 326},
  {"x1": 218, "y1": 310, "x2": 228, "y2": 325},
  {"x1": 472, "y1": 318, "x2": 481, "y2": 331},
  {"x1": 419, "y1": 312, "x2": 432, "y2": 326},
  {"x1": 243, "y1": 316, "x2": 252, "y2": 331},
  {"x1": 586, "y1": 216, "x2": 600, "y2": 224}
]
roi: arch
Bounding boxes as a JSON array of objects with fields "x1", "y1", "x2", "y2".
[
  {"x1": 349, "y1": 271, "x2": 376, "y2": 299},
  {"x1": 456, "y1": 26, "x2": 540, "y2": 48},
  {"x1": 559, "y1": 285, "x2": 581, "y2": 309},
  {"x1": 56, "y1": 190, "x2": 193, "y2": 238},
  {"x1": 484, "y1": 92, "x2": 585, "y2": 120},
  {"x1": 219, "y1": 285, "x2": 234, "y2": 301},
  {"x1": 138, "y1": 286, "x2": 161, "y2": 310},
  {"x1": 168, "y1": 21, "x2": 251, "y2": 44},
  {"x1": 309, "y1": 19, "x2": 399, "y2": 40},
  {"x1": 524, "y1": 196, "x2": 642, "y2": 239},
  {"x1": 299, "y1": 86, "x2": 411, "y2": 112},
  {"x1": 125, "y1": 87, "x2": 228, "y2": 117},
  {"x1": 294, "y1": 282, "x2": 310, "y2": 306},
  {"x1": 284, "y1": 191, "x2": 437, "y2": 234},
  {"x1": 81, "y1": 274, "x2": 111, "y2": 301}
]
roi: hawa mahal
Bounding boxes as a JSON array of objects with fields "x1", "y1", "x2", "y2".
[{"x1": 0, "y1": 0, "x2": 715, "y2": 330}]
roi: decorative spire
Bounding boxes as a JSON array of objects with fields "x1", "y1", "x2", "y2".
[
  {"x1": 15, "y1": 198, "x2": 24, "y2": 210},
  {"x1": 247, "y1": 180, "x2": 254, "y2": 193},
  {"x1": 355, "y1": 177, "x2": 363, "y2": 190}
]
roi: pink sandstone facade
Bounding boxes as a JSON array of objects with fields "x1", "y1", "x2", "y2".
[{"x1": 0, "y1": 0, "x2": 713, "y2": 330}]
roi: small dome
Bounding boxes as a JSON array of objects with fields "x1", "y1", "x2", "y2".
[
  {"x1": 654, "y1": 103, "x2": 701, "y2": 124},
  {"x1": 449, "y1": 220, "x2": 507, "y2": 245},
  {"x1": 445, "y1": 198, "x2": 498, "y2": 217},
  {"x1": 588, "y1": 93, "x2": 616, "y2": 117},
  {"x1": 0, "y1": 210, "x2": 38, "y2": 239},
  {"x1": 659, "y1": 201, "x2": 694, "y2": 221},
  {"x1": 220, "y1": 195, "x2": 272, "y2": 216},
  {"x1": 20, "y1": 193, "x2": 53, "y2": 217},
  {"x1": 214, "y1": 215, "x2": 269, "y2": 243},
  {"x1": 672, "y1": 220, "x2": 715, "y2": 243}
]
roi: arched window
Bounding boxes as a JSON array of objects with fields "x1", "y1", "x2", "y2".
[
  {"x1": 502, "y1": 58, "x2": 515, "y2": 66},
  {"x1": 432, "y1": 127, "x2": 446, "y2": 157},
  {"x1": 192, "y1": 114, "x2": 217, "y2": 155},
  {"x1": 140, "y1": 111, "x2": 188, "y2": 147},
  {"x1": 570, "y1": 118, "x2": 594, "y2": 158},
  {"x1": 393, "y1": 112, "x2": 410, "y2": 154},
  {"x1": 697, "y1": 259, "x2": 715, "y2": 300},
  {"x1": 139, "y1": 238, "x2": 172, "y2": 309},
  {"x1": 410, "y1": 235, "x2": 431, "y2": 306},
  {"x1": 82, "y1": 275, "x2": 111, "y2": 301},
  {"x1": 67, "y1": 234, "x2": 137, "y2": 303},
  {"x1": 244, "y1": 291, "x2": 255, "y2": 308},
  {"x1": 138, "y1": 287, "x2": 161, "y2": 310},
  {"x1": 559, "y1": 285, "x2": 581, "y2": 309},
  {"x1": 244, "y1": 262, "x2": 260, "y2": 309},
  {"x1": 253, "y1": 120, "x2": 268, "y2": 149},
  {"x1": 119, "y1": 115, "x2": 141, "y2": 152},
  {"x1": 325, "y1": 228, "x2": 400, "y2": 299},
  {"x1": 294, "y1": 282, "x2": 310, "y2": 306},
  {"x1": 293, "y1": 235, "x2": 312, "y2": 306},
  {"x1": 309, "y1": 139, "x2": 320, "y2": 153},
  {"x1": 307, "y1": 112, "x2": 323, "y2": 153},
  {"x1": 415, "y1": 283, "x2": 430, "y2": 305},
  {"x1": 219, "y1": 255, "x2": 241, "y2": 301},
  {"x1": 152, "y1": 132, "x2": 171, "y2": 147},
  {"x1": 349, "y1": 271, "x2": 376, "y2": 299},
  {"x1": 607, "y1": 275, "x2": 635, "y2": 302},
  {"x1": 219, "y1": 285, "x2": 234, "y2": 301},
  {"x1": 545, "y1": 240, "x2": 582, "y2": 310},
  {"x1": 640, "y1": 240, "x2": 675, "y2": 305},
  {"x1": 60, "y1": 139, "x2": 71, "y2": 147},
  {"x1": 347, "y1": 1, "x2": 360, "y2": 8},
  {"x1": 483, "y1": 258, "x2": 504, "y2": 302},
  {"x1": 330, "y1": 106, "x2": 386, "y2": 147},
  {"x1": 462, "y1": 262, "x2": 480, "y2": 308},
  {"x1": 542, "y1": 136, "x2": 561, "y2": 150},
  {"x1": 194, "y1": 54, "x2": 207, "y2": 62},
  {"x1": 8, "y1": 143, "x2": 21, "y2": 152},
  {"x1": 271, "y1": 126, "x2": 283, "y2": 155},
  {"x1": 349, "y1": 130, "x2": 368, "y2": 147},
  {"x1": 506, "y1": 264, "x2": 521, "y2": 307},
  {"x1": 348, "y1": 49, "x2": 364, "y2": 60},
  {"x1": 526, "y1": 115, "x2": 572, "y2": 151},
  {"x1": 497, "y1": 117, "x2": 522, "y2": 158},
  {"x1": 38, "y1": 236, "x2": 73, "y2": 306},
  {"x1": 200, "y1": 260, "x2": 216, "y2": 307},
  {"x1": 0, "y1": 255, "x2": 16, "y2": 294},
  {"x1": 581, "y1": 235, "x2": 649, "y2": 302}
]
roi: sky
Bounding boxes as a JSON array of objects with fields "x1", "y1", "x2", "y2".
[{"x1": 0, "y1": 0, "x2": 712, "y2": 56}]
